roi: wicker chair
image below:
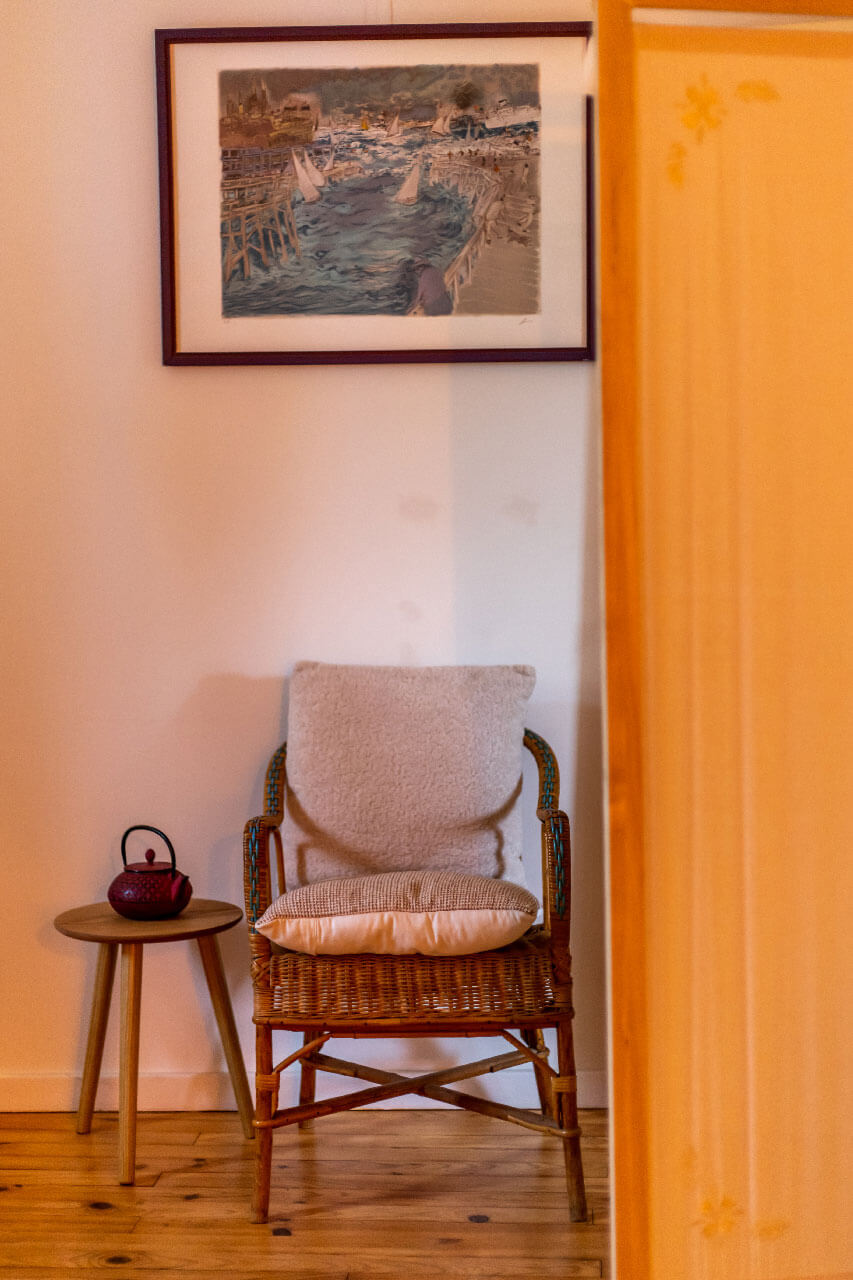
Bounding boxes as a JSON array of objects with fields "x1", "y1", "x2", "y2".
[{"x1": 242, "y1": 665, "x2": 587, "y2": 1225}]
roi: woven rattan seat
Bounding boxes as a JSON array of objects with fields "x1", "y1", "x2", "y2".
[
  {"x1": 255, "y1": 926, "x2": 559, "y2": 1024},
  {"x1": 243, "y1": 688, "x2": 587, "y2": 1225}
]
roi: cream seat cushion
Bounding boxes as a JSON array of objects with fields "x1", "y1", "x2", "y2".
[
  {"x1": 282, "y1": 662, "x2": 536, "y2": 888},
  {"x1": 255, "y1": 870, "x2": 539, "y2": 956}
]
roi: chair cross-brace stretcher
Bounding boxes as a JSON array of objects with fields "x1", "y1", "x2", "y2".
[{"x1": 253, "y1": 1031, "x2": 579, "y2": 1140}]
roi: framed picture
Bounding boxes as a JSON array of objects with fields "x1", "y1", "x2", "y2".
[{"x1": 155, "y1": 23, "x2": 594, "y2": 366}]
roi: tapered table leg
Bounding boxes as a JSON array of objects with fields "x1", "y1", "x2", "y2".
[
  {"x1": 119, "y1": 941, "x2": 143, "y2": 1185},
  {"x1": 77, "y1": 942, "x2": 117, "y2": 1134},
  {"x1": 196, "y1": 934, "x2": 255, "y2": 1139}
]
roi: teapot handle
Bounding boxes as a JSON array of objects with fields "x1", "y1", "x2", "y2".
[{"x1": 121, "y1": 825, "x2": 176, "y2": 870}]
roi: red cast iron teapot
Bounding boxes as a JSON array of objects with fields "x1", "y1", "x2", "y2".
[{"x1": 108, "y1": 826, "x2": 193, "y2": 921}]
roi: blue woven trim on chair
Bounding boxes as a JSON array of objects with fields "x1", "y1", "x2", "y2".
[
  {"x1": 525, "y1": 729, "x2": 566, "y2": 920},
  {"x1": 247, "y1": 819, "x2": 261, "y2": 931},
  {"x1": 549, "y1": 814, "x2": 567, "y2": 920},
  {"x1": 265, "y1": 744, "x2": 287, "y2": 818},
  {"x1": 524, "y1": 728, "x2": 558, "y2": 811}
]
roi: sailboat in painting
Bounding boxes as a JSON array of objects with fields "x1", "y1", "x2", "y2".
[
  {"x1": 393, "y1": 160, "x2": 421, "y2": 205},
  {"x1": 301, "y1": 149, "x2": 326, "y2": 187},
  {"x1": 291, "y1": 150, "x2": 320, "y2": 202},
  {"x1": 430, "y1": 105, "x2": 452, "y2": 137}
]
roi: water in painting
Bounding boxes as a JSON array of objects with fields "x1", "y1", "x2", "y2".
[{"x1": 219, "y1": 63, "x2": 541, "y2": 317}]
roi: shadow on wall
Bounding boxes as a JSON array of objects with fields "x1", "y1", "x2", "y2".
[{"x1": 443, "y1": 362, "x2": 607, "y2": 1089}]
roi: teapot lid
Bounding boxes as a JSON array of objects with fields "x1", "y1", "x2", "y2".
[
  {"x1": 125, "y1": 848, "x2": 176, "y2": 874},
  {"x1": 121, "y1": 826, "x2": 178, "y2": 873}
]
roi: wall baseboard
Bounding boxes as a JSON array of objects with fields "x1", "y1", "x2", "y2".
[{"x1": 0, "y1": 1068, "x2": 608, "y2": 1113}]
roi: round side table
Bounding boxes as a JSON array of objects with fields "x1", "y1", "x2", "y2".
[{"x1": 54, "y1": 898, "x2": 255, "y2": 1185}]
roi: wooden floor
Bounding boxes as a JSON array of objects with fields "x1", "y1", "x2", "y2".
[{"x1": 0, "y1": 1109, "x2": 609, "y2": 1279}]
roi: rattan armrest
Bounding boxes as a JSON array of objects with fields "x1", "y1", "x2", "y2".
[
  {"x1": 243, "y1": 741, "x2": 289, "y2": 936},
  {"x1": 535, "y1": 806, "x2": 572, "y2": 926},
  {"x1": 243, "y1": 814, "x2": 279, "y2": 930},
  {"x1": 243, "y1": 744, "x2": 289, "y2": 999},
  {"x1": 243, "y1": 813, "x2": 282, "y2": 997},
  {"x1": 522, "y1": 729, "x2": 572, "y2": 933}
]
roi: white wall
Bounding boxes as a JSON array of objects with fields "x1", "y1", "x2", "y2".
[{"x1": 0, "y1": 0, "x2": 605, "y2": 1112}]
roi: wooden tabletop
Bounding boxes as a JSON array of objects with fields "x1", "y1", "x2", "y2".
[{"x1": 53, "y1": 898, "x2": 243, "y2": 945}]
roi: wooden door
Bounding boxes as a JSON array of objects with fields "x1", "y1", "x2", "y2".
[{"x1": 598, "y1": 4, "x2": 853, "y2": 1276}]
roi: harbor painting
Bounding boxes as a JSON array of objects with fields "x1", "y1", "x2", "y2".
[
  {"x1": 157, "y1": 25, "x2": 593, "y2": 364},
  {"x1": 219, "y1": 64, "x2": 542, "y2": 318}
]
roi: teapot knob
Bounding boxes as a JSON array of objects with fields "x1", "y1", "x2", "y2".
[{"x1": 145, "y1": 849, "x2": 157, "y2": 864}]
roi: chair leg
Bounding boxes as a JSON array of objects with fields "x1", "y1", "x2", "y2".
[
  {"x1": 252, "y1": 1024, "x2": 274, "y2": 1224},
  {"x1": 521, "y1": 1027, "x2": 556, "y2": 1119},
  {"x1": 298, "y1": 1030, "x2": 317, "y2": 1128},
  {"x1": 556, "y1": 1022, "x2": 587, "y2": 1223}
]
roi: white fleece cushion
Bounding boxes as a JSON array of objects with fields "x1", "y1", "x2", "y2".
[
  {"x1": 254, "y1": 870, "x2": 538, "y2": 956},
  {"x1": 282, "y1": 662, "x2": 535, "y2": 887}
]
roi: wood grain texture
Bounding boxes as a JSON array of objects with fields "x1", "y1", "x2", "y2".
[
  {"x1": 0, "y1": 1109, "x2": 609, "y2": 1277},
  {"x1": 629, "y1": 0, "x2": 852, "y2": 11},
  {"x1": 195, "y1": 935, "x2": 255, "y2": 1140},
  {"x1": 76, "y1": 943, "x2": 117, "y2": 1136},
  {"x1": 118, "y1": 944, "x2": 142, "y2": 1185},
  {"x1": 54, "y1": 899, "x2": 243, "y2": 945},
  {"x1": 599, "y1": 3, "x2": 853, "y2": 1277},
  {"x1": 596, "y1": 4, "x2": 651, "y2": 1279}
]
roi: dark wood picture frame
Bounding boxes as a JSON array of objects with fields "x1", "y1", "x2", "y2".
[{"x1": 155, "y1": 22, "x2": 594, "y2": 366}]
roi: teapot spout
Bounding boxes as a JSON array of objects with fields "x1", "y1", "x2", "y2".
[{"x1": 170, "y1": 872, "x2": 192, "y2": 906}]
